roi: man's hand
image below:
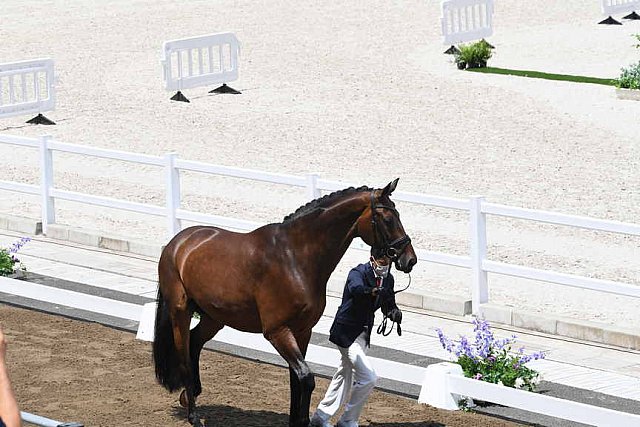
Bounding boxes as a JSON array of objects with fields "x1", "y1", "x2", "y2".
[
  {"x1": 388, "y1": 308, "x2": 402, "y2": 324},
  {"x1": 370, "y1": 286, "x2": 381, "y2": 296}
]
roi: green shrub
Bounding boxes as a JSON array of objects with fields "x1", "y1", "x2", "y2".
[
  {"x1": 454, "y1": 40, "x2": 493, "y2": 70},
  {"x1": 0, "y1": 237, "x2": 30, "y2": 276},
  {"x1": 616, "y1": 61, "x2": 640, "y2": 90}
]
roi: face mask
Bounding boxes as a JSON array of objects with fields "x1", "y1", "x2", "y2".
[{"x1": 372, "y1": 259, "x2": 390, "y2": 278}]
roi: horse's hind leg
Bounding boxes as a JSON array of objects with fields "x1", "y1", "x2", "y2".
[
  {"x1": 179, "y1": 313, "x2": 224, "y2": 407},
  {"x1": 162, "y1": 275, "x2": 202, "y2": 426}
]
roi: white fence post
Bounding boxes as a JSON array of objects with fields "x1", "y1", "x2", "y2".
[
  {"x1": 418, "y1": 362, "x2": 465, "y2": 409},
  {"x1": 164, "y1": 152, "x2": 181, "y2": 238},
  {"x1": 306, "y1": 173, "x2": 321, "y2": 200},
  {"x1": 469, "y1": 196, "x2": 488, "y2": 314},
  {"x1": 38, "y1": 135, "x2": 55, "y2": 234}
]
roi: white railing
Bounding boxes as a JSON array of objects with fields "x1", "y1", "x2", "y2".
[
  {"x1": 441, "y1": 0, "x2": 494, "y2": 46},
  {"x1": 21, "y1": 411, "x2": 83, "y2": 427},
  {"x1": 0, "y1": 58, "x2": 55, "y2": 120},
  {"x1": 419, "y1": 362, "x2": 640, "y2": 426},
  {"x1": 1, "y1": 134, "x2": 639, "y2": 315},
  {"x1": 161, "y1": 32, "x2": 240, "y2": 92},
  {"x1": 601, "y1": 0, "x2": 640, "y2": 16}
]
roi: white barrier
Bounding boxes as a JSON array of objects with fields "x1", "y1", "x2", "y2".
[
  {"x1": 1, "y1": 134, "x2": 639, "y2": 322},
  {"x1": 441, "y1": 0, "x2": 494, "y2": 46},
  {"x1": 601, "y1": 0, "x2": 640, "y2": 16},
  {"x1": 161, "y1": 32, "x2": 240, "y2": 100},
  {"x1": 0, "y1": 58, "x2": 55, "y2": 123},
  {"x1": 419, "y1": 362, "x2": 640, "y2": 426}
]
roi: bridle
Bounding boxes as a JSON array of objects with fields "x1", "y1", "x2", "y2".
[
  {"x1": 369, "y1": 190, "x2": 411, "y2": 260},
  {"x1": 369, "y1": 190, "x2": 413, "y2": 338}
]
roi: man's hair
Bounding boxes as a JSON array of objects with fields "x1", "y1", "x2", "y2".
[{"x1": 370, "y1": 247, "x2": 386, "y2": 260}]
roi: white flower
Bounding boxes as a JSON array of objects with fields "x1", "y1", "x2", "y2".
[
  {"x1": 532, "y1": 374, "x2": 541, "y2": 385},
  {"x1": 514, "y1": 378, "x2": 525, "y2": 389},
  {"x1": 497, "y1": 380, "x2": 504, "y2": 387}
]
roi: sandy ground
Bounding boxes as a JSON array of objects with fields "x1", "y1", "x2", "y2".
[
  {"x1": 0, "y1": 305, "x2": 521, "y2": 426},
  {"x1": 0, "y1": 1, "x2": 638, "y2": 327}
]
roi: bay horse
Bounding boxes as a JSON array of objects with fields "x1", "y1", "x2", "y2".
[{"x1": 153, "y1": 178, "x2": 417, "y2": 427}]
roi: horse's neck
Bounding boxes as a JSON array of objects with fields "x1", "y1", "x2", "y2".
[{"x1": 290, "y1": 201, "x2": 364, "y2": 289}]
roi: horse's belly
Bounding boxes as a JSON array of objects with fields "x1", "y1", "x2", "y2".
[{"x1": 199, "y1": 297, "x2": 263, "y2": 333}]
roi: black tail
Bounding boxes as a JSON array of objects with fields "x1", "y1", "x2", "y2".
[{"x1": 153, "y1": 287, "x2": 184, "y2": 392}]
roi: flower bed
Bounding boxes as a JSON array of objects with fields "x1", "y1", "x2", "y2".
[{"x1": 436, "y1": 318, "x2": 545, "y2": 395}]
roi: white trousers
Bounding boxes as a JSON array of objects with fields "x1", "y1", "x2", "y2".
[{"x1": 315, "y1": 332, "x2": 378, "y2": 423}]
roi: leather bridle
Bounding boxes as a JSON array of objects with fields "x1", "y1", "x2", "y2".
[{"x1": 369, "y1": 190, "x2": 411, "y2": 260}]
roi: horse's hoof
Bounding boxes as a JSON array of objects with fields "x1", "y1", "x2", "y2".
[
  {"x1": 179, "y1": 389, "x2": 189, "y2": 408},
  {"x1": 188, "y1": 412, "x2": 202, "y2": 427}
]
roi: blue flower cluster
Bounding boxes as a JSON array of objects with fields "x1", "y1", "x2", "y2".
[
  {"x1": 436, "y1": 318, "x2": 545, "y2": 391},
  {"x1": 8, "y1": 237, "x2": 31, "y2": 264}
]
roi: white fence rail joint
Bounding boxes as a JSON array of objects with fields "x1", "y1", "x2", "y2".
[
  {"x1": 441, "y1": 0, "x2": 494, "y2": 53},
  {"x1": 161, "y1": 32, "x2": 241, "y2": 102},
  {"x1": 0, "y1": 58, "x2": 56, "y2": 125},
  {"x1": 599, "y1": 0, "x2": 640, "y2": 24},
  {"x1": 1, "y1": 134, "x2": 639, "y2": 324},
  {"x1": 419, "y1": 362, "x2": 640, "y2": 426}
]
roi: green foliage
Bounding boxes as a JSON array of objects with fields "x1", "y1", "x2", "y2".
[
  {"x1": 454, "y1": 40, "x2": 493, "y2": 70},
  {"x1": 468, "y1": 67, "x2": 616, "y2": 86},
  {"x1": 0, "y1": 237, "x2": 30, "y2": 277},
  {"x1": 616, "y1": 61, "x2": 640, "y2": 90},
  {"x1": 0, "y1": 249, "x2": 14, "y2": 276}
]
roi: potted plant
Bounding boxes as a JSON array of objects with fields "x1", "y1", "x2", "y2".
[
  {"x1": 615, "y1": 34, "x2": 640, "y2": 100},
  {"x1": 0, "y1": 237, "x2": 31, "y2": 279},
  {"x1": 615, "y1": 61, "x2": 640, "y2": 100},
  {"x1": 436, "y1": 318, "x2": 545, "y2": 408},
  {"x1": 454, "y1": 40, "x2": 493, "y2": 70}
]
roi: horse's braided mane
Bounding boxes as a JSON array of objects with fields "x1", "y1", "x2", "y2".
[{"x1": 282, "y1": 185, "x2": 373, "y2": 223}]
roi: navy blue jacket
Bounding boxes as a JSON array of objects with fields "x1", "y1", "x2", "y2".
[{"x1": 329, "y1": 262, "x2": 399, "y2": 348}]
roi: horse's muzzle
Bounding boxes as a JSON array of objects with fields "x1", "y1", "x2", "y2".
[{"x1": 396, "y1": 253, "x2": 417, "y2": 273}]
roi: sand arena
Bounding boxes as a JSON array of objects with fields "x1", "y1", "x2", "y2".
[{"x1": 0, "y1": 0, "x2": 638, "y2": 328}]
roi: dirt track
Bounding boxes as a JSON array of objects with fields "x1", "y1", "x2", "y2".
[{"x1": 0, "y1": 305, "x2": 522, "y2": 426}]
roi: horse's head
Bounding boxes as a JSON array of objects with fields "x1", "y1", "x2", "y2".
[{"x1": 357, "y1": 178, "x2": 417, "y2": 273}]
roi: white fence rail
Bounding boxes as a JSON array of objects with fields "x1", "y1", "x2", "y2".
[
  {"x1": 419, "y1": 362, "x2": 640, "y2": 426},
  {"x1": 441, "y1": 0, "x2": 494, "y2": 46},
  {"x1": 1, "y1": 134, "x2": 639, "y2": 316},
  {"x1": 0, "y1": 58, "x2": 55, "y2": 120},
  {"x1": 601, "y1": 0, "x2": 640, "y2": 16},
  {"x1": 161, "y1": 32, "x2": 240, "y2": 92}
]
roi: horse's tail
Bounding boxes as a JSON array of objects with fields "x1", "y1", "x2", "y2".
[{"x1": 153, "y1": 284, "x2": 184, "y2": 392}]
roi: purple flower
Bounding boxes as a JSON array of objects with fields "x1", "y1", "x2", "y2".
[
  {"x1": 8, "y1": 237, "x2": 30, "y2": 254},
  {"x1": 473, "y1": 373, "x2": 483, "y2": 380}
]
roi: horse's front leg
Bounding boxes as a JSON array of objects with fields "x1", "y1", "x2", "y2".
[{"x1": 267, "y1": 328, "x2": 315, "y2": 427}]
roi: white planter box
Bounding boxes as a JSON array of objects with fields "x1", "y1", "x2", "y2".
[{"x1": 616, "y1": 87, "x2": 640, "y2": 101}]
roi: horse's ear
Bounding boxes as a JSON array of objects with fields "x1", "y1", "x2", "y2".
[{"x1": 381, "y1": 178, "x2": 399, "y2": 197}]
